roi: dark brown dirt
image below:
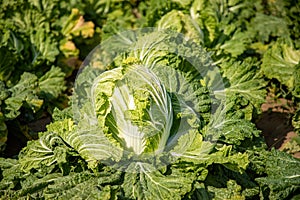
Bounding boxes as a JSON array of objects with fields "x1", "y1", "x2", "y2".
[
  {"x1": 3, "y1": 115, "x2": 51, "y2": 158},
  {"x1": 256, "y1": 95, "x2": 300, "y2": 158}
]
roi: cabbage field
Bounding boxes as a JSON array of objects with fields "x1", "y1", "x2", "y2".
[{"x1": 0, "y1": 0, "x2": 300, "y2": 199}]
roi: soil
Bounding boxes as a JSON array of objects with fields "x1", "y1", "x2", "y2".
[
  {"x1": 256, "y1": 95, "x2": 300, "y2": 159},
  {"x1": 3, "y1": 115, "x2": 51, "y2": 158}
]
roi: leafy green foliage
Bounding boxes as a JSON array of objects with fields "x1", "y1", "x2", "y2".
[
  {"x1": 250, "y1": 149, "x2": 300, "y2": 199},
  {"x1": 0, "y1": 29, "x2": 258, "y2": 199},
  {"x1": 122, "y1": 162, "x2": 194, "y2": 200},
  {"x1": 0, "y1": 0, "x2": 97, "y2": 153},
  {"x1": 262, "y1": 39, "x2": 300, "y2": 90},
  {"x1": 1, "y1": 0, "x2": 300, "y2": 199}
]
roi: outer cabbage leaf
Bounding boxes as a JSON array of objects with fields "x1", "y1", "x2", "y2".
[
  {"x1": 44, "y1": 172, "x2": 119, "y2": 200},
  {"x1": 206, "y1": 100, "x2": 261, "y2": 145},
  {"x1": 123, "y1": 162, "x2": 194, "y2": 200},
  {"x1": 29, "y1": 28, "x2": 60, "y2": 65},
  {"x1": 1, "y1": 159, "x2": 121, "y2": 200},
  {"x1": 137, "y1": 0, "x2": 181, "y2": 27},
  {"x1": 198, "y1": 163, "x2": 260, "y2": 200},
  {"x1": 218, "y1": 58, "x2": 267, "y2": 119},
  {"x1": 38, "y1": 66, "x2": 66, "y2": 99},
  {"x1": 61, "y1": 125, "x2": 123, "y2": 168},
  {"x1": 18, "y1": 130, "x2": 71, "y2": 173},
  {"x1": 157, "y1": 10, "x2": 204, "y2": 44},
  {"x1": 250, "y1": 13, "x2": 290, "y2": 43},
  {"x1": 44, "y1": 118, "x2": 123, "y2": 168},
  {"x1": 218, "y1": 30, "x2": 251, "y2": 57},
  {"x1": 12, "y1": 173, "x2": 63, "y2": 199},
  {"x1": 262, "y1": 39, "x2": 300, "y2": 90},
  {"x1": 172, "y1": 132, "x2": 249, "y2": 173},
  {"x1": 151, "y1": 60, "x2": 211, "y2": 122},
  {"x1": 4, "y1": 72, "x2": 43, "y2": 119},
  {"x1": 0, "y1": 158, "x2": 23, "y2": 192},
  {"x1": 207, "y1": 180, "x2": 245, "y2": 200},
  {"x1": 251, "y1": 149, "x2": 300, "y2": 199}
]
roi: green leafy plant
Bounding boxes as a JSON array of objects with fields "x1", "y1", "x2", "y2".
[
  {"x1": 0, "y1": 28, "x2": 298, "y2": 200},
  {"x1": 1, "y1": 0, "x2": 300, "y2": 199}
]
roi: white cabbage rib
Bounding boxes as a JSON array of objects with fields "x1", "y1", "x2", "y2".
[
  {"x1": 110, "y1": 83, "x2": 145, "y2": 155},
  {"x1": 110, "y1": 66, "x2": 173, "y2": 155}
]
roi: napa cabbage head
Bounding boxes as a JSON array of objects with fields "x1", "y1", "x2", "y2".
[
  {"x1": 92, "y1": 64, "x2": 174, "y2": 155},
  {"x1": 89, "y1": 59, "x2": 207, "y2": 163}
]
